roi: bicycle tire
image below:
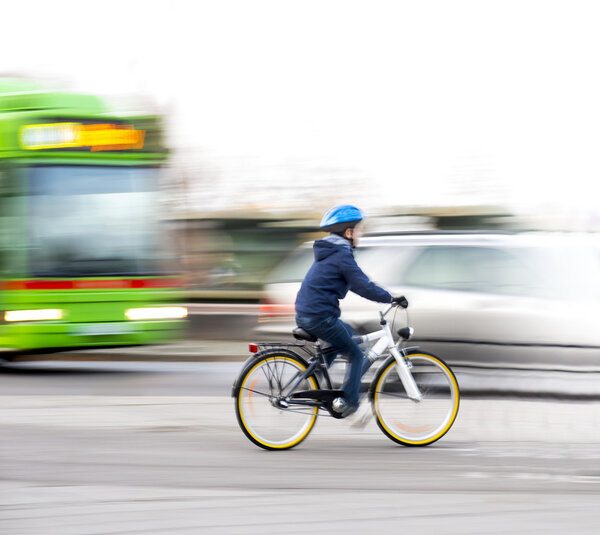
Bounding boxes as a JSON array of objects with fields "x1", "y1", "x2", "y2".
[
  {"x1": 370, "y1": 351, "x2": 459, "y2": 446},
  {"x1": 234, "y1": 348, "x2": 320, "y2": 450}
]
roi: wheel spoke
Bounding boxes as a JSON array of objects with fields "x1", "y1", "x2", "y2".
[
  {"x1": 239, "y1": 387, "x2": 272, "y2": 398},
  {"x1": 259, "y1": 362, "x2": 275, "y2": 394},
  {"x1": 373, "y1": 353, "x2": 459, "y2": 446},
  {"x1": 280, "y1": 408, "x2": 319, "y2": 415},
  {"x1": 375, "y1": 390, "x2": 409, "y2": 400},
  {"x1": 280, "y1": 370, "x2": 303, "y2": 396},
  {"x1": 235, "y1": 354, "x2": 318, "y2": 450}
]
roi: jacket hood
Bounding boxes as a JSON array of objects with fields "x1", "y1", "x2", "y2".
[{"x1": 313, "y1": 234, "x2": 352, "y2": 261}]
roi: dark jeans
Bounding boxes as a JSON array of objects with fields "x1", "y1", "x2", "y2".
[{"x1": 296, "y1": 314, "x2": 366, "y2": 407}]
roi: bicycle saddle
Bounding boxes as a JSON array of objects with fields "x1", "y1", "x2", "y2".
[{"x1": 292, "y1": 327, "x2": 317, "y2": 342}]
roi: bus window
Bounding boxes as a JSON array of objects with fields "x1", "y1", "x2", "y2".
[{"x1": 27, "y1": 165, "x2": 172, "y2": 277}]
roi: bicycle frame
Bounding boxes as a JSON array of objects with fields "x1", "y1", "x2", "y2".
[
  {"x1": 356, "y1": 304, "x2": 423, "y2": 402},
  {"x1": 280, "y1": 303, "x2": 423, "y2": 408},
  {"x1": 235, "y1": 302, "x2": 459, "y2": 449}
]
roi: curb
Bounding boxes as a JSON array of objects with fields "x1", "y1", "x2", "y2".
[{"x1": 4, "y1": 341, "x2": 251, "y2": 364}]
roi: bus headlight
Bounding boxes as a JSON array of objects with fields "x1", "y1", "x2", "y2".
[
  {"x1": 124, "y1": 307, "x2": 188, "y2": 321},
  {"x1": 4, "y1": 309, "x2": 63, "y2": 322}
]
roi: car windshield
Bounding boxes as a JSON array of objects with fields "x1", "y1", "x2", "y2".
[
  {"x1": 266, "y1": 246, "x2": 316, "y2": 283},
  {"x1": 356, "y1": 245, "x2": 415, "y2": 284},
  {"x1": 27, "y1": 165, "x2": 173, "y2": 277},
  {"x1": 266, "y1": 243, "x2": 376, "y2": 284}
]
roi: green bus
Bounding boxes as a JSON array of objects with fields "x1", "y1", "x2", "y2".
[{"x1": 0, "y1": 79, "x2": 186, "y2": 354}]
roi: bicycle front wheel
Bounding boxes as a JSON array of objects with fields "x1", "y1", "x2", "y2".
[
  {"x1": 235, "y1": 351, "x2": 319, "y2": 450},
  {"x1": 371, "y1": 351, "x2": 459, "y2": 446}
]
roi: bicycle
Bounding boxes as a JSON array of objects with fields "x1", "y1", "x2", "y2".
[{"x1": 232, "y1": 302, "x2": 460, "y2": 450}]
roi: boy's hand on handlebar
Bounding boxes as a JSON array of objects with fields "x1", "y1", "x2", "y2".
[{"x1": 391, "y1": 295, "x2": 409, "y2": 308}]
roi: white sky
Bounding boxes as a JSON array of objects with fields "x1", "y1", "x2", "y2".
[{"x1": 3, "y1": 0, "x2": 600, "y2": 220}]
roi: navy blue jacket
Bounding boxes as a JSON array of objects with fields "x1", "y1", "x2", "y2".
[{"x1": 295, "y1": 235, "x2": 392, "y2": 319}]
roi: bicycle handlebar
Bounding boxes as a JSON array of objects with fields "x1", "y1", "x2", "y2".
[
  {"x1": 381, "y1": 296, "x2": 409, "y2": 319},
  {"x1": 381, "y1": 303, "x2": 394, "y2": 317},
  {"x1": 391, "y1": 295, "x2": 409, "y2": 308}
]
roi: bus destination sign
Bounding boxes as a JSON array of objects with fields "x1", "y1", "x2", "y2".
[{"x1": 19, "y1": 122, "x2": 145, "y2": 151}]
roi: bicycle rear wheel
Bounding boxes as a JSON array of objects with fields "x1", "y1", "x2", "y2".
[
  {"x1": 235, "y1": 351, "x2": 319, "y2": 450},
  {"x1": 371, "y1": 351, "x2": 459, "y2": 446}
]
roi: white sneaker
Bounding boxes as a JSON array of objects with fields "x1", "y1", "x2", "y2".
[{"x1": 350, "y1": 402, "x2": 373, "y2": 429}]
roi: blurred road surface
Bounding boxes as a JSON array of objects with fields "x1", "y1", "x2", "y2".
[
  {"x1": 3, "y1": 337, "x2": 600, "y2": 534},
  {"x1": 2, "y1": 395, "x2": 600, "y2": 534},
  {"x1": 3, "y1": 359, "x2": 600, "y2": 398}
]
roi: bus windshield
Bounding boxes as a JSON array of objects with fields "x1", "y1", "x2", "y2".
[{"x1": 28, "y1": 165, "x2": 171, "y2": 277}]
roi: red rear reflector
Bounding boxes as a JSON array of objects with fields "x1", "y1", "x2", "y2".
[{"x1": 249, "y1": 344, "x2": 258, "y2": 353}]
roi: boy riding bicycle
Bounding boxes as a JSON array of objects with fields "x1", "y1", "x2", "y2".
[{"x1": 295, "y1": 205, "x2": 407, "y2": 417}]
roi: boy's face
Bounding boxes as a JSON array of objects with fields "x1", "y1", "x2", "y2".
[{"x1": 344, "y1": 223, "x2": 362, "y2": 245}]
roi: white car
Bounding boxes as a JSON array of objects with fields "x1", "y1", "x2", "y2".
[{"x1": 257, "y1": 232, "x2": 600, "y2": 370}]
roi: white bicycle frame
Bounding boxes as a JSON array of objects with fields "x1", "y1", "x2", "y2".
[{"x1": 356, "y1": 303, "x2": 423, "y2": 402}]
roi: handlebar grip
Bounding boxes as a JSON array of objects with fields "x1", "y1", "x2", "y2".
[{"x1": 392, "y1": 296, "x2": 409, "y2": 309}]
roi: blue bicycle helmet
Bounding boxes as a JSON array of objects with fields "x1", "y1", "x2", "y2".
[{"x1": 319, "y1": 204, "x2": 364, "y2": 233}]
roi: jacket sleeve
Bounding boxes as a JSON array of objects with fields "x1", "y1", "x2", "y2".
[{"x1": 340, "y1": 252, "x2": 392, "y2": 303}]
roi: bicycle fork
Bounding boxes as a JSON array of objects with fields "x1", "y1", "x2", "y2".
[
  {"x1": 389, "y1": 346, "x2": 422, "y2": 402},
  {"x1": 377, "y1": 322, "x2": 422, "y2": 402}
]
